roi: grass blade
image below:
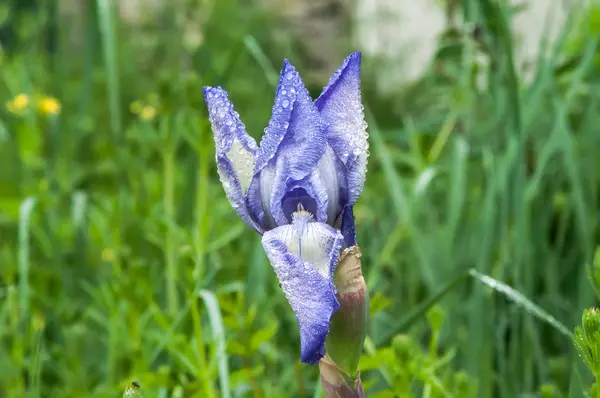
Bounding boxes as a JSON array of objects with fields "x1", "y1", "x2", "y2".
[
  {"x1": 469, "y1": 269, "x2": 572, "y2": 337},
  {"x1": 18, "y1": 196, "x2": 36, "y2": 326},
  {"x1": 96, "y1": 0, "x2": 121, "y2": 139},
  {"x1": 198, "y1": 289, "x2": 231, "y2": 398}
]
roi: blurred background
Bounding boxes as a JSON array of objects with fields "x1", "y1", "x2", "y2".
[{"x1": 1, "y1": 0, "x2": 599, "y2": 397}]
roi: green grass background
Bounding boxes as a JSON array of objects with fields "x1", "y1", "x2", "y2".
[{"x1": 1, "y1": 0, "x2": 599, "y2": 397}]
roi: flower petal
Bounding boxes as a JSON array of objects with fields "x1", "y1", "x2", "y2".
[
  {"x1": 315, "y1": 52, "x2": 369, "y2": 206},
  {"x1": 317, "y1": 144, "x2": 348, "y2": 224},
  {"x1": 255, "y1": 60, "x2": 327, "y2": 178},
  {"x1": 262, "y1": 213, "x2": 343, "y2": 364},
  {"x1": 247, "y1": 60, "x2": 327, "y2": 229},
  {"x1": 204, "y1": 86, "x2": 262, "y2": 233},
  {"x1": 339, "y1": 204, "x2": 356, "y2": 247}
]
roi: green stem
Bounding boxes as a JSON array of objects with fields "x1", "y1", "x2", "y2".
[
  {"x1": 319, "y1": 357, "x2": 365, "y2": 398},
  {"x1": 164, "y1": 144, "x2": 178, "y2": 315}
]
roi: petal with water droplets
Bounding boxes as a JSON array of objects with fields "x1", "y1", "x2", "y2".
[
  {"x1": 203, "y1": 86, "x2": 262, "y2": 233},
  {"x1": 262, "y1": 214, "x2": 343, "y2": 364},
  {"x1": 315, "y1": 52, "x2": 369, "y2": 206},
  {"x1": 248, "y1": 59, "x2": 327, "y2": 229}
]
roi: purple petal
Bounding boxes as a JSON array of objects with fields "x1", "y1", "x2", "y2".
[
  {"x1": 340, "y1": 205, "x2": 356, "y2": 247},
  {"x1": 247, "y1": 60, "x2": 327, "y2": 229},
  {"x1": 317, "y1": 145, "x2": 348, "y2": 224},
  {"x1": 315, "y1": 52, "x2": 369, "y2": 206},
  {"x1": 270, "y1": 171, "x2": 329, "y2": 225},
  {"x1": 251, "y1": 144, "x2": 347, "y2": 229},
  {"x1": 203, "y1": 86, "x2": 263, "y2": 233},
  {"x1": 262, "y1": 214, "x2": 343, "y2": 364}
]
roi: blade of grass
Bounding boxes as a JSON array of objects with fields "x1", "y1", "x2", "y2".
[
  {"x1": 468, "y1": 269, "x2": 571, "y2": 337},
  {"x1": 96, "y1": 0, "x2": 121, "y2": 139},
  {"x1": 198, "y1": 289, "x2": 231, "y2": 398},
  {"x1": 243, "y1": 35, "x2": 278, "y2": 88},
  {"x1": 18, "y1": 196, "x2": 36, "y2": 327}
]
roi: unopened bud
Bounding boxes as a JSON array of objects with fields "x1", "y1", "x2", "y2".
[
  {"x1": 583, "y1": 307, "x2": 600, "y2": 341},
  {"x1": 392, "y1": 334, "x2": 414, "y2": 363},
  {"x1": 325, "y1": 246, "x2": 369, "y2": 377}
]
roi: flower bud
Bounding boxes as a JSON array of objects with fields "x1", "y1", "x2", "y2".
[
  {"x1": 392, "y1": 334, "x2": 414, "y2": 363},
  {"x1": 325, "y1": 246, "x2": 369, "y2": 377},
  {"x1": 583, "y1": 307, "x2": 600, "y2": 341}
]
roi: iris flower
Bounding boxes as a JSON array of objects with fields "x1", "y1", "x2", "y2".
[{"x1": 203, "y1": 52, "x2": 368, "y2": 364}]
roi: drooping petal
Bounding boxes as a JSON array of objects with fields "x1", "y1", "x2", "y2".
[
  {"x1": 204, "y1": 86, "x2": 262, "y2": 233},
  {"x1": 315, "y1": 52, "x2": 369, "y2": 206},
  {"x1": 262, "y1": 212, "x2": 344, "y2": 364},
  {"x1": 247, "y1": 60, "x2": 327, "y2": 229}
]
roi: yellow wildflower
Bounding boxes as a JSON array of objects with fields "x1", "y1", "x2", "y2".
[
  {"x1": 102, "y1": 248, "x2": 116, "y2": 262},
  {"x1": 6, "y1": 93, "x2": 30, "y2": 114},
  {"x1": 38, "y1": 96, "x2": 61, "y2": 115},
  {"x1": 140, "y1": 106, "x2": 157, "y2": 121},
  {"x1": 130, "y1": 100, "x2": 143, "y2": 114},
  {"x1": 32, "y1": 312, "x2": 46, "y2": 332}
]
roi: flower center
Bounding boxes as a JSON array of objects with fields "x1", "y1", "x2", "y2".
[{"x1": 281, "y1": 188, "x2": 317, "y2": 222}]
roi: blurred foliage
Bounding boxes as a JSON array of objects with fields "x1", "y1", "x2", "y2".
[{"x1": 1, "y1": 0, "x2": 600, "y2": 397}]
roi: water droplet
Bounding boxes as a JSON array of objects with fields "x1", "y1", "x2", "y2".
[
  {"x1": 290, "y1": 88, "x2": 296, "y2": 94},
  {"x1": 281, "y1": 89, "x2": 287, "y2": 95},
  {"x1": 226, "y1": 119, "x2": 233, "y2": 126},
  {"x1": 218, "y1": 109, "x2": 226, "y2": 118},
  {"x1": 286, "y1": 72, "x2": 294, "y2": 80},
  {"x1": 283, "y1": 122, "x2": 289, "y2": 129},
  {"x1": 281, "y1": 99, "x2": 289, "y2": 108}
]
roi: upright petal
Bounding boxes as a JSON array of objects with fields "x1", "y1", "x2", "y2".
[
  {"x1": 255, "y1": 60, "x2": 327, "y2": 177},
  {"x1": 317, "y1": 144, "x2": 348, "y2": 224},
  {"x1": 262, "y1": 212, "x2": 344, "y2": 364},
  {"x1": 315, "y1": 52, "x2": 369, "y2": 206},
  {"x1": 339, "y1": 205, "x2": 356, "y2": 248},
  {"x1": 247, "y1": 60, "x2": 327, "y2": 229},
  {"x1": 271, "y1": 171, "x2": 329, "y2": 226},
  {"x1": 204, "y1": 86, "x2": 263, "y2": 233}
]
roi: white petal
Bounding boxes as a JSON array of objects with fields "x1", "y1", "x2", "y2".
[
  {"x1": 276, "y1": 211, "x2": 340, "y2": 279},
  {"x1": 317, "y1": 145, "x2": 340, "y2": 224},
  {"x1": 227, "y1": 137, "x2": 256, "y2": 194}
]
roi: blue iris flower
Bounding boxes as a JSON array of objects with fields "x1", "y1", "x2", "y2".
[{"x1": 203, "y1": 52, "x2": 368, "y2": 364}]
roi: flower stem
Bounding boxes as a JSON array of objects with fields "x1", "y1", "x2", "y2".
[
  {"x1": 164, "y1": 143, "x2": 178, "y2": 315},
  {"x1": 319, "y1": 356, "x2": 365, "y2": 398}
]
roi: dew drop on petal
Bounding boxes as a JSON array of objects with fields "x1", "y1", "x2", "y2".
[{"x1": 281, "y1": 99, "x2": 289, "y2": 108}]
